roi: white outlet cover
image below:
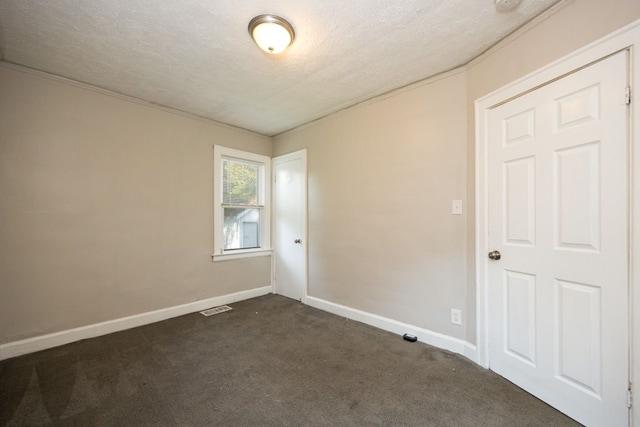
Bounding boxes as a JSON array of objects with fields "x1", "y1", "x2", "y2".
[{"x1": 451, "y1": 309, "x2": 462, "y2": 325}]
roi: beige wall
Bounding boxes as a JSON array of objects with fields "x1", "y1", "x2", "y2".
[
  {"x1": 274, "y1": 70, "x2": 469, "y2": 339},
  {"x1": 2, "y1": 0, "x2": 639, "y2": 350},
  {"x1": 0, "y1": 65, "x2": 271, "y2": 344},
  {"x1": 274, "y1": 0, "x2": 640, "y2": 345}
]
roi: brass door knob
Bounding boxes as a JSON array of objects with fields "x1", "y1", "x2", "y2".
[{"x1": 488, "y1": 250, "x2": 501, "y2": 260}]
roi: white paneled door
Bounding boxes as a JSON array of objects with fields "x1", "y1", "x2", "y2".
[
  {"x1": 487, "y1": 51, "x2": 629, "y2": 426},
  {"x1": 273, "y1": 150, "x2": 307, "y2": 302}
]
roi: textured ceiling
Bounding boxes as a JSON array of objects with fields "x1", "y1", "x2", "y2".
[{"x1": 0, "y1": 0, "x2": 560, "y2": 136}]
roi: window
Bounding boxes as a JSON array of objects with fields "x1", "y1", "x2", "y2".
[{"x1": 213, "y1": 146, "x2": 271, "y2": 260}]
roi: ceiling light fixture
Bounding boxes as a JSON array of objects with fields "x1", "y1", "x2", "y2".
[
  {"x1": 495, "y1": 0, "x2": 522, "y2": 12},
  {"x1": 248, "y1": 14, "x2": 295, "y2": 55}
]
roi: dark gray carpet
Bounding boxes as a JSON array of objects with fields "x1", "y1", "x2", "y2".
[{"x1": 1, "y1": 294, "x2": 580, "y2": 426}]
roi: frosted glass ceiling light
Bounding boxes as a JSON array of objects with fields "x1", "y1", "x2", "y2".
[{"x1": 248, "y1": 15, "x2": 295, "y2": 54}]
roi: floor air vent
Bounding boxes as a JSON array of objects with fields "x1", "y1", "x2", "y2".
[{"x1": 200, "y1": 305, "x2": 232, "y2": 316}]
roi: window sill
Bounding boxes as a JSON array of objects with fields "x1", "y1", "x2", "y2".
[{"x1": 212, "y1": 249, "x2": 272, "y2": 262}]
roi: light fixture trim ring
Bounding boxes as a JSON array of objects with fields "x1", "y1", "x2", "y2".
[{"x1": 248, "y1": 14, "x2": 296, "y2": 53}]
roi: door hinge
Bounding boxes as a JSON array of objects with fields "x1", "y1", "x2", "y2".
[
  {"x1": 626, "y1": 86, "x2": 631, "y2": 105},
  {"x1": 628, "y1": 387, "x2": 633, "y2": 408}
]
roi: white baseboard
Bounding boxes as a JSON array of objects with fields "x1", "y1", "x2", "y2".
[
  {"x1": 306, "y1": 296, "x2": 478, "y2": 364},
  {"x1": 0, "y1": 286, "x2": 271, "y2": 361}
]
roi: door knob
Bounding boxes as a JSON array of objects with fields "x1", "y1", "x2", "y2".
[
  {"x1": 488, "y1": 250, "x2": 501, "y2": 260},
  {"x1": 294, "y1": 239, "x2": 301, "y2": 244}
]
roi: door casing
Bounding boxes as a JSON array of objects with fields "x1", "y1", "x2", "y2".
[
  {"x1": 272, "y1": 149, "x2": 308, "y2": 303},
  {"x1": 475, "y1": 19, "x2": 640, "y2": 424}
]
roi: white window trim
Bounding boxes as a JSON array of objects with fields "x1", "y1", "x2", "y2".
[{"x1": 213, "y1": 145, "x2": 271, "y2": 262}]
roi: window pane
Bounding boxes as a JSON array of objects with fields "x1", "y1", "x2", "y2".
[
  {"x1": 223, "y1": 207, "x2": 260, "y2": 250},
  {"x1": 222, "y1": 158, "x2": 259, "y2": 205}
]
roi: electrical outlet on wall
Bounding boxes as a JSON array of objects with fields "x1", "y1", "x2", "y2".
[{"x1": 451, "y1": 309, "x2": 462, "y2": 325}]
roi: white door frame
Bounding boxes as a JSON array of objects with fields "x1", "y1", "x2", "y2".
[
  {"x1": 271, "y1": 149, "x2": 308, "y2": 303},
  {"x1": 475, "y1": 19, "x2": 640, "y2": 422}
]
